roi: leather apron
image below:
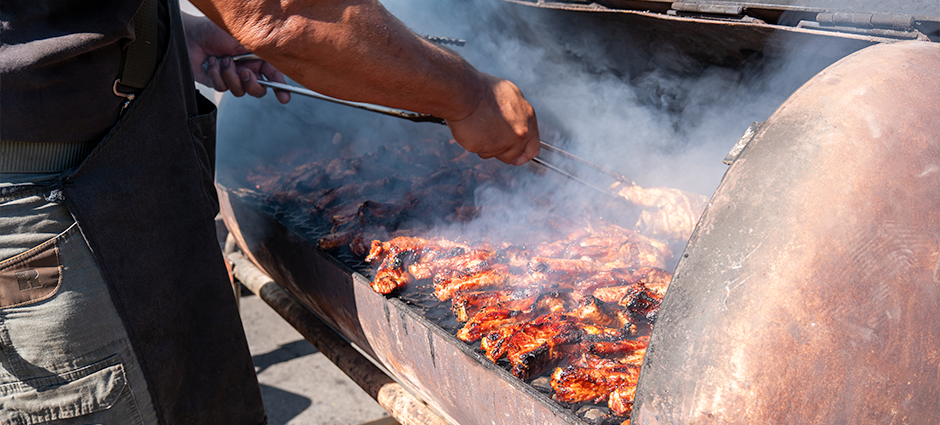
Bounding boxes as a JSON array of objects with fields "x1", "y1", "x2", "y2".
[{"x1": 58, "y1": 2, "x2": 266, "y2": 424}]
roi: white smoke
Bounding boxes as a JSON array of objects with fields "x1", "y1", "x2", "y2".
[{"x1": 376, "y1": 0, "x2": 865, "y2": 196}]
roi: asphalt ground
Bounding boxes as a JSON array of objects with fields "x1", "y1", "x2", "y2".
[{"x1": 239, "y1": 290, "x2": 396, "y2": 425}]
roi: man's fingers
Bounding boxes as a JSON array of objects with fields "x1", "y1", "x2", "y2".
[
  {"x1": 219, "y1": 56, "x2": 246, "y2": 97},
  {"x1": 239, "y1": 69, "x2": 267, "y2": 98},
  {"x1": 260, "y1": 62, "x2": 291, "y2": 104},
  {"x1": 513, "y1": 136, "x2": 541, "y2": 166},
  {"x1": 204, "y1": 56, "x2": 227, "y2": 92}
]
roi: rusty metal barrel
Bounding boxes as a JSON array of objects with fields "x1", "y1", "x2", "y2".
[{"x1": 634, "y1": 40, "x2": 940, "y2": 424}]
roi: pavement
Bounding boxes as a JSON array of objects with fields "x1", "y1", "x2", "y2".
[{"x1": 238, "y1": 290, "x2": 396, "y2": 425}]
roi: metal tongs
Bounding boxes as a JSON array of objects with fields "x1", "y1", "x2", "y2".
[
  {"x1": 531, "y1": 145, "x2": 634, "y2": 198},
  {"x1": 233, "y1": 53, "x2": 446, "y2": 124},
  {"x1": 232, "y1": 53, "x2": 633, "y2": 197}
]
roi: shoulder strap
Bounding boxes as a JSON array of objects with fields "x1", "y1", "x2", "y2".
[{"x1": 121, "y1": 0, "x2": 159, "y2": 89}]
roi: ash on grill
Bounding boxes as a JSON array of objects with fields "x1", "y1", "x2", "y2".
[{"x1": 242, "y1": 134, "x2": 699, "y2": 423}]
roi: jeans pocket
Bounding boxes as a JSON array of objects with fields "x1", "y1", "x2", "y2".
[
  {"x1": 0, "y1": 225, "x2": 66, "y2": 310},
  {"x1": 0, "y1": 355, "x2": 142, "y2": 425}
]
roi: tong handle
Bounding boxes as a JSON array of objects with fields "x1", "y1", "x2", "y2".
[
  {"x1": 232, "y1": 54, "x2": 445, "y2": 124},
  {"x1": 257, "y1": 81, "x2": 446, "y2": 124}
]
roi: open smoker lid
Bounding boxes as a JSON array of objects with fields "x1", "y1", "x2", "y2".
[{"x1": 598, "y1": 0, "x2": 940, "y2": 16}]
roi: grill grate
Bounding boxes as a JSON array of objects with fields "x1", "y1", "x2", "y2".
[{"x1": 241, "y1": 190, "x2": 634, "y2": 425}]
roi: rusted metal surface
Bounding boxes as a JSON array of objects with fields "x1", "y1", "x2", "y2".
[
  {"x1": 218, "y1": 188, "x2": 585, "y2": 425},
  {"x1": 634, "y1": 40, "x2": 940, "y2": 423},
  {"x1": 227, "y1": 250, "x2": 449, "y2": 425},
  {"x1": 501, "y1": 0, "x2": 894, "y2": 73}
]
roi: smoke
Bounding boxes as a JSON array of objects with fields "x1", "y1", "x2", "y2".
[
  {"x1": 215, "y1": 0, "x2": 877, "y2": 263},
  {"x1": 374, "y1": 0, "x2": 869, "y2": 195}
]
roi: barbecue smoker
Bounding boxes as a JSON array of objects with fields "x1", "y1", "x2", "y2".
[{"x1": 217, "y1": 1, "x2": 940, "y2": 424}]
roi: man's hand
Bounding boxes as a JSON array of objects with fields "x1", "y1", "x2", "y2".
[
  {"x1": 446, "y1": 74, "x2": 540, "y2": 165},
  {"x1": 190, "y1": 0, "x2": 539, "y2": 164},
  {"x1": 182, "y1": 13, "x2": 290, "y2": 104}
]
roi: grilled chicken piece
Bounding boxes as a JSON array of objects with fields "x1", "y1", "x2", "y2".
[
  {"x1": 564, "y1": 235, "x2": 634, "y2": 263},
  {"x1": 534, "y1": 227, "x2": 590, "y2": 257},
  {"x1": 370, "y1": 251, "x2": 418, "y2": 294},
  {"x1": 591, "y1": 267, "x2": 672, "y2": 303},
  {"x1": 505, "y1": 313, "x2": 583, "y2": 380},
  {"x1": 318, "y1": 224, "x2": 362, "y2": 252},
  {"x1": 587, "y1": 221, "x2": 673, "y2": 267},
  {"x1": 365, "y1": 237, "x2": 467, "y2": 264},
  {"x1": 608, "y1": 385, "x2": 638, "y2": 417},
  {"x1": 481, "y1": 321, "x2": 528, "y2": 362},
  {"x1": 494, "y1": 244, "x2": 532, "y2": 271},
  {"x1": 550, "y1": 364, "x2": 640, "y2": 411},
  {"x1": 451, "y1": 290, "x2": 521, "y2": 322},
  {"x1": 592, "y1": 285, "x2": 634, "y2": 304},
  {"x1": 613, "y1": 241, "x2": 666, "y2": 269},
  {"x1": 613, "y1": 183, "x2": 707, "y2": 243},
  {"x1": 322, "y1": 156, "x2": 363, "y2": 182},
  {"x1": 591, "y1": 285, "x2": 662, "y2": 322},
  {"x1": 619, "y1": 285, "x2": 663, "y2": 322},
  {"x1": 585, "y1": 337, "x2": 649, "y2": 364},
  {"x1": 457, "y1": 305, "x2": 537, "y2": 343},
  {"x1": 635, "y1": 267, "x2": 672, "y2": 300},
  {"x1": 349, "y1": 234, "x2": 372, "y2": 257},
  {"x1": 528, "y1": 257, "x2": 597, "y2": 286},
  {"x1": 475, "y1": 292, "x2": 577, "y2": 361},
  {"x1": 410, "y1": 249, "x2": 493, "y2": 280},
  {"x1": 314, "y1": 184, "x2": 363, "y2": 212},
  {"x1": 366, "y1": 237, "x2": 468, "y2": 294},
  {"x1": 566, "y1": 296, "x2": 629, "y2": 329},
  {"x1": 578, "y1": 324, "x2": 632, "y2": 340},
  {"x1": 574, "y1": 269, "x2": 632, "y2": 294},
  {"x1": 434, "y1": 264, "x2": 510, "y2": 301}
]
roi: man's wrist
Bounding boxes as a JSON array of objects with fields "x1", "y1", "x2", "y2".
[{"x1": 440, "y1": 68, "x2": 491, "y2": 123}]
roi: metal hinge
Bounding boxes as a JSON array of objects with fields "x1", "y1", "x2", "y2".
[
  {"x1": 667, "y1": 2, "x2": 765, "y2": 23},
  {"x1": 723, "y1": 121, "x2": 761, "y2": 165},
  {"x1": 796, "y1": 12, "x2": 927, "y2": 40}
]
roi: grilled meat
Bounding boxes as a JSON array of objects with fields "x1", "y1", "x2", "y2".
[
  {"x1": 528, "y1": 257, "x2": 597, "y2": 287},
  {"x1": 591, "y1": 267, "x2": 672, "y2": 303},
  {"x1": 551, "y1": 365, "x2": 640, "y2": 415},
  {"x1": 566, "y1": 296, "x2": 628, "y2": 329},
  {"x1": 481, "y1": 321, "x2": 529, "y2": 362},
  {"x1": 458, "y1": 306, "x2": 537, "y2": 343},
  {"x1": 366, "y1": 237, "x2": 470, "y2": 294},
  {"x1": 451, "y1": 290, "x2": 524, "y2": 322},
  {"x1": 411, "y1": 249, "x2": 494, "y2": 281},
  {"x1": 608, "y1": 385, "x2": 637, "y2": 417},
  {"x1": 551, "y1": 365, "x2": 640, "y2": 402},
  {"x1": 505, "y1": 313, "x2": 583, "y2": 381},
  {"x1": 365, "y1": 227, "x2": 672, "y2": 417},
  {"x1": 613, "y1": 183, "x2": 707, "y2": 243},
  {"x1": 434, "y1": 264, "x2": 511, "y2": 301},
  {"x1": 247, "y1": 138, "x2": 694, "y2": 421},
  {"x1": 471, "y1": 291, "x2": 576, "y2": 360}
]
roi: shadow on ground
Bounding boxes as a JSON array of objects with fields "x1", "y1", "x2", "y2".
[
  {"x1": 259, "y1": 384, "x2": 313, "y2": 425},
  {"x1": 253, "y1": 339, "x2": 319, "y2": 374}
]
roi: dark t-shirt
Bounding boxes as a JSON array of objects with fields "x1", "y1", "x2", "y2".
[{"x1": 0, "y1": 0, "x2": 169, "y2": 144}]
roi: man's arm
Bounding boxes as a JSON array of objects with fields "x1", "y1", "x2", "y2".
[{"x1": 188, "y1": 0, "x2": 539, "y2": 165}]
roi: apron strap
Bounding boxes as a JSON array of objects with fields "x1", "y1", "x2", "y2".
[{"x1": 120, "y1": 0, "x2": 159, "y2": 89}]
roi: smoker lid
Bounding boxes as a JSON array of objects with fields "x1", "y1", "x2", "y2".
[
  {"x1": 686, "y1": 0, "x2": 938, "y2": 16},
  {"x1": 596, "y1": 0, "x2": 940, "y2": 16}
]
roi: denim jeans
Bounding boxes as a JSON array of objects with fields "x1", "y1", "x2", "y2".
[{"x1": 0, "y1": 180, "x2": 159, "y2": 425}]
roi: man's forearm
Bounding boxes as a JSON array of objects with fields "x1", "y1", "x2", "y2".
[{"x1": 190, "y1": 0, "x2": 483, "y2": 121}]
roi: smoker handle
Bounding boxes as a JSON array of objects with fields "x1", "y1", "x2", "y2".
[{"x1": 227, "y1": 249, "x2": 451, "y2": 425}]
